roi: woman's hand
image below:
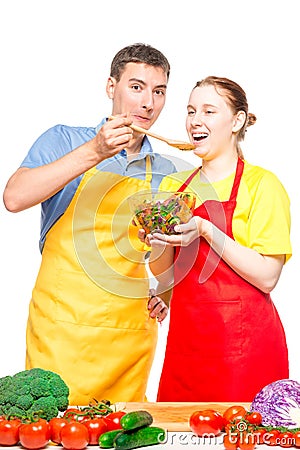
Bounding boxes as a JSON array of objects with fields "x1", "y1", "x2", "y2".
[
  {"x1": 147, "y1": 217, "x2": 209, "y2": 247},
  {"x1": 147, "y1": 289, "x2": 168, "y2": 322}
]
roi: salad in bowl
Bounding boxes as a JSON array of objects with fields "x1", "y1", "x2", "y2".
[{"x1": 128, "y1": 190, "x2": 196, "y2": 235}]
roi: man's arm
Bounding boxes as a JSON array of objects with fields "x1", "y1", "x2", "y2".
[{"x1": 3, "y1": 116, "x2": 134, "y2": 212}]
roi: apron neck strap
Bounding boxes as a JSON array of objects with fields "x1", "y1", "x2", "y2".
[
  {"x1": 229, "y1": 157, "x2": 244, "y2": 202},
  {"x1": 177, "y1": 157, "x2": 244, "y2": 200},
  {"x1": 145, "y1": 155, "x2": 152, "y2": 183},
  {"x1": 177, "y1": 166, "x2": 201, "y2": 192}
]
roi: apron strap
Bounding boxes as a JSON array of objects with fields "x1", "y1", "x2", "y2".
[
  {"x1": 145, "y1": 155, "x2": 152, "y2": 184},
  {"x1": 177, "y1": 166, "x2": 201, "y2": 192},
  {"x1": 229, "y1": 158, "x2": 244, "y2": 202},
  {"x1": 178, "y1": 158, "x2": 244, "y2": 201}
]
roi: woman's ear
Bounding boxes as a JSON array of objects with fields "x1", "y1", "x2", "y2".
[
  {"x1": 106, "y1": 77, "x2": 116, "y2": 99},
  {"x1": 232, "y1": 110, "x2": 246, "y2": 133}
]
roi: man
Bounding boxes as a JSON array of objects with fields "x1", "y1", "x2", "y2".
[{"x1": 3, "y1": 43, "x2": 176, "y2": 404}]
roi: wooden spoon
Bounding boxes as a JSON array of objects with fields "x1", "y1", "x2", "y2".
[{"x1": 109, "y1": 116, "x2": 195, "y2": 151}]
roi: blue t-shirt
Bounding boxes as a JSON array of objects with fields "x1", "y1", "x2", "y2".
[{"x1": 21, "y1": 118, "x2": 176, "y2": 252}]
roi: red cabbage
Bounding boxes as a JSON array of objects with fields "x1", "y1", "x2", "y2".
[{"x1": 250, "y1": 379, "x2": 300, "y2": 428}]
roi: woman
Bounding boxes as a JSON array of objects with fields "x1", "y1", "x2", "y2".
[{"x1": 144, "y1": 76, "x2": 292, "y2": 402}]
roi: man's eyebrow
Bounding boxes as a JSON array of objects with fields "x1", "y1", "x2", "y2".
[{"x1": 129, "y1": 78, "x2": 167, "y2": 89}]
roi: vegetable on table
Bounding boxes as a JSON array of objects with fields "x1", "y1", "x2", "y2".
[
  {"x1": 99, "y1": 429, "x2": 123, "y2": 448},
  {"x1": 113, "y1": 426, "x2": 166, "y2": 450},
  {"x1": 0, "y1": 367, "x2": 69, "y2": 421},
  {"x1": 99, "y1": 410, "x2": 166, "y2": 449},
  {"x1": 60, "y1": 421, "x2": 89, "y2": 450},
  {"x1": 189, "y1": 409, "x2": 224, "y2": 436},
  {"x1": 83, "y1": 417, "x2": 108, "y2": 445},
  {"x1": 19, "y1": 418, "x2": 50, "y2": 450},
  {"x1": 250, "y1": 379, "x2": 300, "y2": 428},
  {"x1": 63, "y1": 399, "x2": 113, "y2": 422},
  {"x1": 104, "y1": 410, "x2": 126, "y2": 431},
  {"x1": 223, "y1": 405, "x2": 247, "y2": 425},
  {"x1": 0, "y1": 418, "x2": 21, "y2": 446},
  {"x1": 48, "y1": 416, "x2": 68, "y2": 444},
  {"x1": 120, "y1": 410, "x2": 153, "y2": 431}
]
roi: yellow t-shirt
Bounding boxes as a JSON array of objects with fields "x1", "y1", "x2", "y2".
[{"x1": 158, "y1": 160, "x2": 292, "y2": 262}]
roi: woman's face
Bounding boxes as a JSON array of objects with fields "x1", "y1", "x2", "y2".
[{"x1": 186, "y1": 85, "x2": 240, "y2": 160}]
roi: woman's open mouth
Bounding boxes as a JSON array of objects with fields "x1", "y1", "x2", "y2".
[{"x1": 192, "y1": 132, "x2": 209, "y2": 143}]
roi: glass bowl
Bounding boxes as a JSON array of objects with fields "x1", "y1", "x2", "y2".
[{"x1": 128, "y1": 190, "x2": 196, "y2": 235}]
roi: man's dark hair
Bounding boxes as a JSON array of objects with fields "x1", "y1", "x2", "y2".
[{"x1": 110, "y1": 43, "x2": 170, "y2": 82}]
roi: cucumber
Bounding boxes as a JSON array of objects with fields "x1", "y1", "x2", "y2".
[
  {"x1": 113, "y1": 426, "x2": 166, "y2": 450},
  {"x1": 99, "y1": 429, "x2": 123, "y2": 448},
  {"x1": 120, "y1": 410, "x2": 153, "y2": 431}
]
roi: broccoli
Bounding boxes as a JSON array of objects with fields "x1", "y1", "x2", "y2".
[{"x1": 0, "y1": 368, "x2": 69, "y2": 421}]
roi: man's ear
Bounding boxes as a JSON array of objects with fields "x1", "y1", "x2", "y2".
[
  {"x1": 106, "y1": 76, "x2": 116, "y2": 99},
  {"x1": 232, "y1": 110, "x2": 246, "y2": 133}
]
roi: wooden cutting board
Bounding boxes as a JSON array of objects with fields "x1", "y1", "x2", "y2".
[{"x1": 115, "y1": 402, "x2": 251, "y2": 431}]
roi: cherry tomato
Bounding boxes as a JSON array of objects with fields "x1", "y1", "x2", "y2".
[
  {"x1": 104, "y1": 411, "x2": 126, "y2": 431},
  {"x1": 293, "y1": 430, "x2": 300, "y2": 447},
  {"x1": 238, "y1": 431, "x2": 256, "y2": 450},
  {"x1": 63, "y1": 407, "x2": 87, "y2": 422},
  {"x1": 255, "y1": 427, "x2": 268, "y2": 445},
  {"x1": 19, "y1": 419, "x2": 50, "y2": 450},
  {"x1": 265, "y1": 428, "x2": 280, "y2": 446},
  {"x1": 279, "y1": 431, "x2": 295, "y2": 448},
  {"x1": 49, "y1": 417, "x2": 68, "y2": 444},
  {"x1": 83, "y1": 417, "x2": 107, "y2": 445},
  {"x1": 245, "y1": 411, "x2": 262, "y2": 426},
  {"x1": 223, "y1": 432, "x2": 239, "y2": 450},
  {"x1": 223, "y1": 405, "x2": 247, "y2": 425},
  {"x1": 0, "y1": 418, "x2": 21, "y2": 446},
  {"x1": 189, "y1": 409, "x2": 223, "y2": 436},
  {"x1": 60, "y1": 422, "x2": 89, "y2": 450}
]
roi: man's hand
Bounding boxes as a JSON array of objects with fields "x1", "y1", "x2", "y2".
[
  {"x1": 93, "y1": 114, "x2": 134, "y2": 160},
  {"x1": 147, "y1": 289, "x2": 168, "y2": 323}
]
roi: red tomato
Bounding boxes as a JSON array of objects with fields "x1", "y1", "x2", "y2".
[
  {"x1": 265, "y1": 428, "x2": 280, "y2": 446},
  {"x1": 0, "y1": 419, "x2": 21, "y2": 446},
  {"x1": 83, "y1": 417, "x2": 107, "y2": 445},
  {"x1": 245, "y1": 411, "x2": 262, "y2": 426},
  {"x1": 223, "y1": 405, "x2": 247, "y2": 425},
  {"x1": 19, "y1": 419, "x2": 50, "y2": 450},
  {"x1": 279, "y1": 431, "x2": 295, "y2": 448},
  {"x1": 238, "y1": 431, "x2": 256, "y2": 450},
  {"x1": 60, "y1": 422, "x2": 89, "y2": 450},
  {"x1": 49, "y1": 417, "x2": 68, "y2": 444},
  {"x1": 189, "y1": 409, "x2": 223, "y2": 436},
  {"x1": 104, "y1": 411, "x2": 126, "y2": 431},
  {"x1": 255, "y1": 427, "x2": 268, "y2": 445},
  {"x1": 294, "y1": 430, "x2": 300, "y2": 447},
  {"x1": 63, "y1": 407, "x2": 87, "y2": 422},
  {"x1": 223, "y1": 432, "x2": 239, "y2": 450}
]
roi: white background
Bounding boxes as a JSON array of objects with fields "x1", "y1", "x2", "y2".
[{"x1": 0, "y1": 1, "x2": 299, "y2": 402}]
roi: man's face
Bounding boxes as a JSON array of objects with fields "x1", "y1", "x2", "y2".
[{"x1": 107, "y1": 62, "x2": 168, "y2": 129}]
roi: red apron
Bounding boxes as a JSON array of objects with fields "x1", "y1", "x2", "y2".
[{"x1": 157, "y1": 158, "x2": 288, "y2": 402}]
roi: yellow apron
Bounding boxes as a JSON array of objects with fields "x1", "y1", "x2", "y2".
[{"x1": 26, "y1": 157, "x2": 157, "y2": 405}]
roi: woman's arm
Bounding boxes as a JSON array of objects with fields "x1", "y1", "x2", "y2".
[
  {"x1": 199, "y1": 218, "x2": 285, "y2": 293},
  {"x1": 148, "y1": 240, "x2": 175, "y2": 292},
  {"x1": 149, "y1": 217, "x2": 285, "y2": 294}
]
